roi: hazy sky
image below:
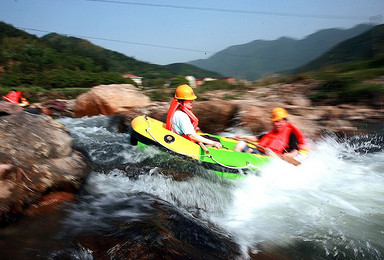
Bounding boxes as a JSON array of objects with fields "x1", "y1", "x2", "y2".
[{"x1": 1, "y1": 0, "x2": 383, "y2": 65}]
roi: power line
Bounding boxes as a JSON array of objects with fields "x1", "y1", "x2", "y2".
[
  {"x1": 86, "y1": 0, "x2": 369, "y2": 21},
  {"x1": 18, "y1": 27, "x2": 213, "y2": 54},
  {"x1": 18, "y1": 26, "x2": 306, "y2": 62},
  {"x1": 16, "y1": 26, "x2": 350, "y2": 64}
]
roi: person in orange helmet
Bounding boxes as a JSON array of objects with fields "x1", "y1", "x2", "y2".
[
  {"x1": 165, "y1": 84, "x2": 222, "y2": 149},
  {"x1": 234, "y1": 107, "x2": 309, "y2": 159}
]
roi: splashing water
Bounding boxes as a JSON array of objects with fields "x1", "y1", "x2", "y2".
[
  {"x1": 211, "y1": 137, "x2": 384, "y2": 258},
  {"x1": 58, "y1": 116, "x2": 384, "y2": 259}
]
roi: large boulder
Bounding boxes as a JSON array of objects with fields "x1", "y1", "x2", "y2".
[
  {"x1": 0, "y1": 112, "x2": 91, "y2": 224},
  {"x1": 144, "y1": 100, "x2": 239, "y2": 134},
  {"x1": 231, "y1": 102, "x2": 321, "y2": 138},
  {"x1": 193, "y1": 100, "x2": 238, "y2": 133},
  {"x1": 74, "y1": 84, "x2": 151, "y2": 118},
  {"x1": 233, "y1": 102, "x2": 271, "y2": 134}
]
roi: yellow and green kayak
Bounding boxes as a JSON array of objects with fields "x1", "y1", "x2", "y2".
[
  {"x1": 129, "y1": 115, "x2": 272, "y2": 179},
  {"x1": 130, "y1": 116, "x2": 271, "y2": 178}
]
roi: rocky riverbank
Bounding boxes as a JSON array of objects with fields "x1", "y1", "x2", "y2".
[
  {"x1": 1, "y1": 81, "x2": 383, "y2": 225},
  {"x1": 71, "y1": 83, "x2": 384, "y2": 139}
]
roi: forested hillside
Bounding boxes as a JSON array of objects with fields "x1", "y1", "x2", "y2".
[
  {"x1": 40, "y1": 33, "x2": 173, "y2": 79},
  {"x1": 0, "y1": 22, "x2": 218, "y2": 93},
  {"x1": 286, "y1": 24, "x2": 384, "y2": 106},
  {"x1": 0, "y1": 22, "x2": 149, "y2": 89},
  {"x1": 291, "y1": 24, "x2": 384, "y2": 73}
]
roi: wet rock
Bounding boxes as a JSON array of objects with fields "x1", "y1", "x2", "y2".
[
  {"x1": 234, "y1": 103, "x2": 271, "y2": 133},
  {"x1": 73, "y1": 84, "x2": 150, "y2": 118},
  {"x1": 66, "y1": 193, "x2": 242, "y2": 259},
  {"x1": 42, "y1": 100, "x2": 67, "y2": 111},
  {"x1": 0, "y1": 101, "x2": 23, "y2": 116},
  {"x1": 193, "y1": 100, "x2": 238, "y2": 133},
  {"x1": 25, "y1": 192, "x2": 76, "y2": 216},
  {"x1": 147, "y1": 101, "x2": 170, "y2": 123},
  {"x1": 106, "y1": 114, "x2": 131, "y2": 133},
  {"x1": 27, "y1": 99, "x2": 75, "y2": 118},
  {"x1": 121, "y1": 164, "x2": 194, "y2": 181},
  {"x1": 0, "y1": 112, "x2": 91, "y2": 224}
]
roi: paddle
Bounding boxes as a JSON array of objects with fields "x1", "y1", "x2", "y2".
[
  {"x1": 233, "y1": 138, "x2": 301, "y2": 166},
  {"x1": 198, "y1": 142, "x2": 210, "y2": 154},
  {"x1": 2, "y1": 96, "x2": 17, "y2": 103}
]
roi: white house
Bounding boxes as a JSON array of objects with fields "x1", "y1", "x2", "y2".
[{"x1": 122, "y1": 73, "x2": 143, "y2": 86}]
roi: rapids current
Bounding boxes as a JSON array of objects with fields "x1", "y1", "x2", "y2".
[{"x1": 2, "y1": 115, "x2": 384, "y2": 259}]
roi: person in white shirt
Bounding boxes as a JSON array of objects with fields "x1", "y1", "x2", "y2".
[{"x1": 165, "y1": 84, "x2": 222, "y2": 149}]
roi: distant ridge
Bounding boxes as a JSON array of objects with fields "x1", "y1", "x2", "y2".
[
  {"x1": 290, "y1": 24, "x2": 384, "y2": 73},
  {"x1": 188, "y1": 24, "x2": 373, "y2": 80}
]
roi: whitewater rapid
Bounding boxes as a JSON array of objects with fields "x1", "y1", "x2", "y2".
[{"x1": 59, "y1": 115, "x2": 384, "y2": 259}]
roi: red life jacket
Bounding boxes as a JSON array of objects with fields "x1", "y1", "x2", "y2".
[
  {"x1": 165, "y1": 98, "x2": 199, "y2": 140},
  {"x1": 258, "y1": 121, "x2": 308, "y2": 154},
  {"x1": 3, "y1": 91, "x2": 22, "y2": 103}
]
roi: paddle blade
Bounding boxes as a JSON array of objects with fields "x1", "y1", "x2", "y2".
[{"x1": 278, "y1": 155, "x2": 301, "y2": 166}]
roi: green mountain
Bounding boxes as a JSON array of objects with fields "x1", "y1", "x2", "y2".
[
  {"x1": 163, "y1": 63, "x2": 223, "y2": 78},
  {"x1": 0, "y1": 22, "x2": 37, "y2": 40},
  {"x1": 41, "y1": 32, "x2": 173, "y2": 79},
  {"x1": 188, "y1": 24, "x2": 373, "y2": 81},
  {"x1": 0, "y1": 21, "x2": 218, "y2": 90},
  {"x1": 291, "y1": 24, "x2": 384, "y2": 73}
]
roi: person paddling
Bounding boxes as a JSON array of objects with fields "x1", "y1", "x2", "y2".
[
  {"x1": 234, "y1": 107, "x2": 309, "y2": 159},
  {"x1": 165, "y1": 84, "x2": 222, "y2": 149}
]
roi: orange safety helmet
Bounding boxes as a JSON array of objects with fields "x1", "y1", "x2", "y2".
[
  {"x1": 271, "y1": 107, "x2": 289, "y2": 121},
  {"x1": 175, "y1": 84, "x2": 197, "y2": 100}
]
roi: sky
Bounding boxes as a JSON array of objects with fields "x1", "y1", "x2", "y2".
[{"x1": 1, "y1": 0, "x2": 383, "y2": 65}]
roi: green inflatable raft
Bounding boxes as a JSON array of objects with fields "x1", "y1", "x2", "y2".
[{"x1": 129, "y1": 115, "x2": 272, "y2": 179}]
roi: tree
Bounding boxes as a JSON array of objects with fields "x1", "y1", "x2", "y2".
[{"x1": 170, "y1": 75, "x2": 189, "y2": 88}]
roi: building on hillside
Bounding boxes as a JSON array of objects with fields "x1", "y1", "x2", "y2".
[
  {"x1": 122, "y1": 73, "x2": 143, "y2": 86},
  {"x1": 203, "y1": 77, "x2": 217, "y2": 82}
]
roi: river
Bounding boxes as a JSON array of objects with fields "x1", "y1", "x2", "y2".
[{"x1": 1, "y1": 115, "x2": 384, "y2": 259}]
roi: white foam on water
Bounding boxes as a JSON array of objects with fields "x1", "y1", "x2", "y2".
[{"x1": 210, "y1": 136, "x2": 384, "y2": 258}]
